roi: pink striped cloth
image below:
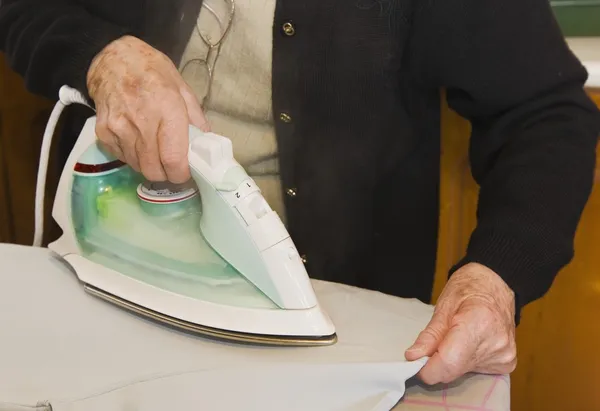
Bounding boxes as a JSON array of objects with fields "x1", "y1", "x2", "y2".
[{"x1": 395, "y1": 373, "x2": 510, "y2": 411}]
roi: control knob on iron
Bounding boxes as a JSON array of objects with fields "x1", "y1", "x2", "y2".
[{"x1": 136, "y1": 180, "x2": 199, "y2": 217}]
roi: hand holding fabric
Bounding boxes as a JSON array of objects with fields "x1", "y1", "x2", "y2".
[
  {"x1": 405, "y1": 263, "x2": 517, "y2": 384},
  {"x1": 87, "y1": 35, "x2": 209, "y2": 183}
]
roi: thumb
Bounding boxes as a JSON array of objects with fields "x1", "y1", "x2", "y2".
[
  {"x1": 405, "y1": 308, "x2": 452, "y2": 361},
  {"x1": 180, "y1": 85, "x2": 210, "y2": 132}
]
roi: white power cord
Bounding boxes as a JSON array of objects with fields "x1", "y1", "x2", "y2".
[{"x1": 33, "y1": 86, "x2": 92, "y2": 247}]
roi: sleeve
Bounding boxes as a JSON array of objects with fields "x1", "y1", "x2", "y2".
[
  {"x1": 0, "y1": 0, "x2": 132, "y2": 100},
  {"x1": 409, "y1": 0, "x2": 600, "y2": 321}
]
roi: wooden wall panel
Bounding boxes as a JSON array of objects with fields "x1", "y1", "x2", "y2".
[
  {"x1": 0, "y1": 53, "x2": 54, "y2": 245},
  {"x1": 0, "y1": 53, "x2": 14, "y2": 242},
  {"x1": 0, "y1": 115, "x2": 13, "y2": 242}
]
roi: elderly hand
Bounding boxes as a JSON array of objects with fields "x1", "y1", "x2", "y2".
[
  {"x1": 87, "y1": 35, "x2": 209, "y2": 183},
  {"x1": 405, "y1": 263, "x2": 517, "y2": 384}
]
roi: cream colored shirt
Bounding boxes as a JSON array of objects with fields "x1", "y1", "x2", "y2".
[{"x1": 178, "y1": 0, "x2": 285, "y2": 221}]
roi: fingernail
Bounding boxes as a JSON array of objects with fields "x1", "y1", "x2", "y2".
[{"x1": 407, "y1": 343, "x2": 425, "y2": 353}]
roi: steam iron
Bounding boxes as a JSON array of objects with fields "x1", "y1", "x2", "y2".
[{"x1": 33, "y1": 86, "x2": 337, "y2": 346}]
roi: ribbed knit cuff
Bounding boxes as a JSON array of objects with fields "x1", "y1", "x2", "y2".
[{"x1": 448, "y1": 229, "x2": 566, "y2": 326}]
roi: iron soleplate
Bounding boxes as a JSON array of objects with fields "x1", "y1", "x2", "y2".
[{"x1": 83, "y1": 284, "x2": 338, "y2": 347}]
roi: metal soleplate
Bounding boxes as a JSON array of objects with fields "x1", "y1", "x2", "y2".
[{"x1": 83, "y1": 284, "x2": 338, "y2": 347}]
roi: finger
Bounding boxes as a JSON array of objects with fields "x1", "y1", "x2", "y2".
[
  {"x1": 473, "y1": 357, "x2": 517, "y2": 376},
  {"x1": 95, "y1": 115, "x2": 124, "y2": 160},
  {"x1": 473, "y1": 338, "x2": 518, "y2": 375},
  {"x1": 418, "y1": 320, "x2": 477, "y2": 385},
  {"x1": 180, "y1": 83, "x2": 210, "y2": 132},
  {"x1": 107, "y1": 116, "x2": 141, "y2": 172},
  {"x1": 129, "y1": 106, "x2": 162, "y2": 175},
  {"x1": 130, "y1": 103, "x2": 168, "y2": 181},
  {"x1": 135, "y1": 133, "x2": 168, "y2": 182},
  {"x1": 157, "y1": 96, "x2": 191, "y2": 183},
  {"x1": 116, "y1": 133, "x2": 141, "y2": 172},
  {"x1": 406, "y1": 307, "x2": 452, "y2": 361},
  {"x1": 112, "y1": 95, "x2": 168, "y2": 182}
]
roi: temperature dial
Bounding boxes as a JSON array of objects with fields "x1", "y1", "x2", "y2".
[{"x1": 136, "y1": 180, "x2": 200, "y2": 217}]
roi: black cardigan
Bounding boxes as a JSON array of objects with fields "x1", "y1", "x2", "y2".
[{"x1": 1, "y1": 0, "x2": 599, "y2": 322}]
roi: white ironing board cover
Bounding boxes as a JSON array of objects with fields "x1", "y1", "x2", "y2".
[{"x1": 0, "y1": 244, "x2": 433, "y2": 411}]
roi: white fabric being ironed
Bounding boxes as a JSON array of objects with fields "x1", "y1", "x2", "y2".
[{"x1": 0, "y1": 244, "x2": 432, "y2": 411}]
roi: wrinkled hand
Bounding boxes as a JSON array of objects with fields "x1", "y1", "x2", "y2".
[
  {"x1": 405, "y1": 263, "x2": 517, "y2": 384},
  {"x1": 87, "y1": 35, "x2": 209, "y2": 183}
]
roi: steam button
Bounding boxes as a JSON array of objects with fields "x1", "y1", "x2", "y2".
[{"x1": 191, "y1": 132, "x2": 233, "y2": 168}]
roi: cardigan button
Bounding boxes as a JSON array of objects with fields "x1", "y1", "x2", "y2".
[
  {"x1": 279, "y1": 112, "x2": 292, "y2": 123},
  {"x1": 300, "y1": 254, "x2": 307, "y2": 264},
  {"x1": 282, "y1": 21, "x2": 295, "y2": 36},
  {"x1": 286, "y1": 187, "x2": 297, "y2": 197}
]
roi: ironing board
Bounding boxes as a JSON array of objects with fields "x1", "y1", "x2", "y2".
[{"x1": 0, "y1": 244, "x2": 510, "y2": 411}]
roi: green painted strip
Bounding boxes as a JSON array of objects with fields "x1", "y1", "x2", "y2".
[{"x1": 551, "y1": 2, "x2": 600, "y2": 36}]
